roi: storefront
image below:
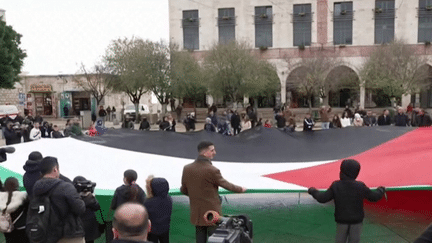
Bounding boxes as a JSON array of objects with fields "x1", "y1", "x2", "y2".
[
  {"x1": 71, "y1": 91, "x2": 91, "y2": 116},
  {"x1": 27, "y1": 84, "x2": 56, "y2": 117}
]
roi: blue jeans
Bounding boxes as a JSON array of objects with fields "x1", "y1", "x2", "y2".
[{"x1": 322, "y1": 122, "x2": 330, "y2": 130}]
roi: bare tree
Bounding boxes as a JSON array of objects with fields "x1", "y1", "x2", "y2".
[
  {"x1": 286, "y1": 52, "x2": 342, "y2": 111},
  {"x1": 73, "y1": 63, "x2": 117, "y2": 106},
  {"x1": 360, "y1": 40, "x2": 430, "y2": 100}
]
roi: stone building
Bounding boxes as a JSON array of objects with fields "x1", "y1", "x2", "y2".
[
  {"x1": 0, "y1": 74, "x2": 160, "y2": 119},
  {"x1": 169, "y1": 0, "x2": 432, "y2": 109}
]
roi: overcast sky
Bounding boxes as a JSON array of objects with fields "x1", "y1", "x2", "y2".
[{"x1": 0, "y1": 0, "x2": 169, "y2": 76}]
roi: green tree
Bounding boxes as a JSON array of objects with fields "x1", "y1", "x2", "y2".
[
  {"x1": 360, "y1": 40, "x2": 429, "y2": 99},
  {"x1": 0, "y1": 19, "x2": 26, "y2": 89},
  {"x1": 170, "y1": 50, "x2": 207, "y2": 107},
  {"x1": 104, "y1": 37, "x2": 172, "y2": 116},
  {"x1": 204, "y1": 41, "x2": 280, "y2": 106}
]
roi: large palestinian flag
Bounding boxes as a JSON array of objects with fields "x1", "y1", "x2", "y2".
[{"x1": 0, "y1": 126, "x2": 430, "y2": 242}]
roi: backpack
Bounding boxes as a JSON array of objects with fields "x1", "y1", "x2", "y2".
[
  {"x1": 0, "y1": 211, "x2": 13, "y2": 233},
  {"x1": 0, "y1": 192, "x2": 23, "y2": 233},
  {"x1": 26, "y1": 184, "x2": 62, "y2": 243}
]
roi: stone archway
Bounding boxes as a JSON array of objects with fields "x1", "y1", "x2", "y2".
[
  {"x1": 325, "y1": 66, "x2": 360, "y2": 107},
  {"x1": 413, "y1": 64, "x2": 432, "y2": 108},
  {"x1": 285, "y1": 66, "x2": 316, "y2": 108}
]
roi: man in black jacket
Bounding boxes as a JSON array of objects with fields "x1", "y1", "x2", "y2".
[
  {"x1": 112, "y1": 202, "x2": 152, "y2": 243},
  {"x1": 394, "y1": 107, "x2": 410, "y2": 126},
  {"x1": 3, "y1": 121, "x2": 22, "y2": 145},
  {"x1": 230, "y1": 111, "x2": 241, "y2": 135},
  {"x1": 32, "y1": 156, "x2": 86, "y2": 243},
  {"x1": 308, "y1": 159, "x2": 385, "y2": 243},
  {"x1": 377, "y1": 109, "x2": 391, "y2": 126}
]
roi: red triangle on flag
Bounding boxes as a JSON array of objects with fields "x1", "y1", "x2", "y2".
[{"x1": 264, "y1": 128, "x2": 432, "y2": 189}]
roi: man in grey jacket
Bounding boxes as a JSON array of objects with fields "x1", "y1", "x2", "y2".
[{"x1": 32, "y1": 156, "x2": 86, "y2": 243}]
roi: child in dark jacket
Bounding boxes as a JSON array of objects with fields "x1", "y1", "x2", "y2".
[
  {"x1": 308, "y1": 159, "x2": 386, "y2": 243},
  {"x1": 144, "y1": 175, "x2": 172, "y2": 243}
]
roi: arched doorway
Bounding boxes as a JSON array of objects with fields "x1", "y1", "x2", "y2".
[
  {"x1": 325, "y1": 66, "x2": 360, "y2": 107},
  {"x1": 286, "y1": 67, "x2": 317, "y2": 108},
  {"x1": 412, "y1": 64, "x2": 432, "y2": 108}
]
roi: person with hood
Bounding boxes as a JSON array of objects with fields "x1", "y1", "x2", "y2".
[
  {"x1": 73, "y1": 176, "x2": 101, "y2": 243},
  {"x1": 23, "y1": 152, "x2": 44, "y2": 198},
  {"x1": 0, "y1": 177, "x2": 29, "y2": 243},
  {"x1": 308, "y1": 159, "x2": 386, "y2": 243},
  {"x1": 23, "y1": 151, "x2": 73, "y2": 199},
  {"x1": 144, "y1": 176, "x2": 172, "y2": 243},
  {"x1": 32, "y1": 156, "x2": 86, "y2": 243}
]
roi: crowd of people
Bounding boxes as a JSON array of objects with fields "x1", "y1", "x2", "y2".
[
  {"x1": 2, "y1": 103, "x2": 431, "y2": 147},
  {"x1": 0, "y1": 122, "x2": 432, "y2": 243},
  {"x1": 0, "y1": 114, "x2": 87, "y2": 145},
  {"x1": 0, "y1": 150, "x2": 172, "y2": 243}
]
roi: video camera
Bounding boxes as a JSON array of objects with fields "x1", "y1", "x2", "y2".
[
  {"x1": 74, "y1": 180, "x2": 96, "y2": 193},
  {"x1": 204, "y1": 210, "x2": 253, "y2": 243}
]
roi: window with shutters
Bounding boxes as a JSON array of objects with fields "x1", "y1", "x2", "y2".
[
  {"x1": 334, "y1": 2, "x2": 353, "y2": 45},
  {"x1": 183, "y1": 10, "x2": 199, "y2": 50},
  {"x1": 218, "y1": 8, "x2": 235, "y2": 44},
  {"x1": 255, "y1": 6, "x2": 273, "y2": 48},
  {"x1": 293, "y1": 4, "x2": 312, "y2": 47},
  {"x1": 374, "y1": 0, "x2": 395, "y2": 44},
  {"x1": 418, "y1": 0, "x2": 432, "y2": 43}
]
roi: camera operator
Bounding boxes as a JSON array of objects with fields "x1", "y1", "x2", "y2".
[
  {"x1": 73, "y1": 176, "x2": 102, "y2": 243},
  {"x1": 3, "y1": 121, "x2": 22, "y2": 145}
]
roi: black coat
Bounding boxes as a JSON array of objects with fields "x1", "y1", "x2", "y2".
[
  {"x1": 309, "y1": 161, "x2": 385, "y2": 224},
  {"x1": 111, "y1": 184, "x2": 146, "y2": 210},
  {"x1": 275, "y1": 114, "x2": 286, "y2": 128},
  {"x1": 144, "y1": 178, "x2": 172, "y2": 235},
  {"x1": 23, "y1": 158, "x2": 41, "y2": 198},
  {"x1": 80, "y1": 192, "x2": 102, "y2": 241},
  {"x1": 40, "y1": 126, "x2": 52, "y2": 138},
  {"x1": 23, "y1": 159, "x2": 72, "y2": 199},
  {"x1": 415, "y1": 114, "x2": 432, "y2": 127},
  {"x1": 33, "y1": 178, "x2": 86, "y2": 240},
  {"x1": 303, "y1": 118, "x2": 314, "y2": 131},
  {"x1": 51, "y1": 131, "x2": 64, "y2": 138},
  {"x1": 139, "y1": 120, "x2": 150, "y2": 130},
  {"x1": 377, "y1": 115, "x2": 391, "y2": 126},
  {"x1": 3, "y1": 127, "x2": 21, "y2": 145},
  {"x1": 394, "y1": 113, "x2": 409, "y2": 126},
  {"x1": 230, "y1": 114, "x2": 241, "y2": 129}
]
